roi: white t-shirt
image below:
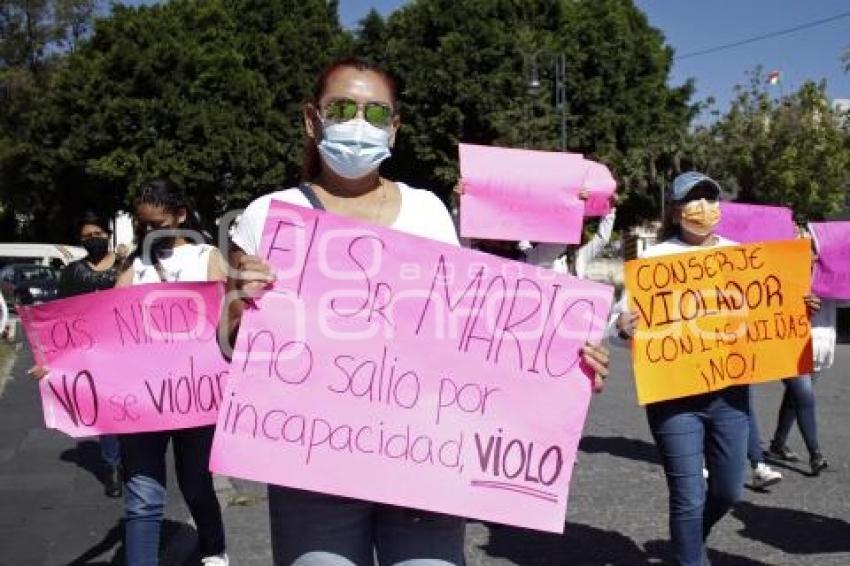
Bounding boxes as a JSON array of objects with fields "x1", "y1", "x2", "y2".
[
  {"x1": 527, "y1": 208, "x2": 618, "y2": 277},
  {"x1": 639, "y1": 235, "x2": 737, "y2": 258},
  {"x1": 132, "y1": 244, "x2": 214, "y2": 284},
  {"x1": 231, "y1": 182, "x2": 459, "y2": 255}
]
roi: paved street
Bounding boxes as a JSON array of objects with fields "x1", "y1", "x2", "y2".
[{"x1": 1, "y1": 339, "x2": 848, "y2": 565}]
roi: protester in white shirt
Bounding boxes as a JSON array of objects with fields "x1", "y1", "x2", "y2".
[
  {"x1": 767, "y1": 232, "x2": 833, "y2": 475},
  {"x1": 225, "y1": 57, "x2": 611, "y2": 566},
  {"x1": 610, "y1": 171, "x2": 821, "y2": 566},
  {"x1": 523, "y1": 193, "x2": 618, "y2": 277}
]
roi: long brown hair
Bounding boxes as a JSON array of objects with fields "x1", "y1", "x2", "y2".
[{"x1": 301, "y1": 58, "x2": 399, "y2": 182}]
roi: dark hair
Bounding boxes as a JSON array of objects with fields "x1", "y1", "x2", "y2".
[
  {"x1": 75, "y1": 210, "x2": 111, "y2": 239},
  {"x1": 301, "y1": 57, "x2": 399, "y2": 181},
  {"x1": 658, "y1": 203, "x2": 680, "y2": 242},
  {"x1": 134, "y1": 178, "x2": 205, "y2": 237}
]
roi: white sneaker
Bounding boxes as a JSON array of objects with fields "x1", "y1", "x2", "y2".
[
  {"x1": 201, "y1": 554, "x2": 229, "y2": 566},
  {"x1": 702, "y1": 467, "x2": 709, "y2": 480},
  {"x1": 752, "y1": 462, "x2": 782, "y2": 489}
]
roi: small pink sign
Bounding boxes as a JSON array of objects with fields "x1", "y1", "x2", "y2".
[
  {"x1": 20, "y1": 282, "x2": 229, "y2": 437},
  {"x1": 810, "y1": 221, "x2": 850, "y2": 299},
  {"x1": 459, "y1": 144, "x2": 588, "y2": 243},
  {"x1": 716, "y1": 202, "x2": 796, "y2": 243}
]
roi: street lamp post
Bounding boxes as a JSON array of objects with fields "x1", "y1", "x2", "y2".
[{"x1": 527, "y1": 51, "x2": 568, "y2": 152}]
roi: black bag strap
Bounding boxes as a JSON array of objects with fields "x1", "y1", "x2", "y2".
[
  {"x1": 152, "y1": 260, "x2": 170, "y2": 283},
  {"x1": 298, "y1": 182, "x2": 326, "y2": 211}
]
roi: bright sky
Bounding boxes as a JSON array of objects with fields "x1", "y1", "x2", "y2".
[
  {"x1": 127, "y1": 0, "x2": 850, "y2": 112},
  {"x1": 338, "y1": 0, "x2": 850, "y2": 112}
]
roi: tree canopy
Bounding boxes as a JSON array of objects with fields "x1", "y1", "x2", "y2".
[
  {"x1": 686, "y1": 69, "x2": 849, "y2": 222},
  {"x1": 1, "y1": 0, "x2": 847, "y2": 241}
]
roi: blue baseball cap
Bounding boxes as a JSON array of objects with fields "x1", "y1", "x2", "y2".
[{"x1": 667, "y1": 171, "x2": 721, "y2": 202}]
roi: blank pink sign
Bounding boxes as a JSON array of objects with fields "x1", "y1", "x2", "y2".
[
  {"x1": 716, "y1": 202, "x2": 796, "y2": 243},
  {"x1": 810, "y1": 221, "x2": 850, "y2": 299},
  {"x1": 459, "y1": 144, "x2": 587, "y2": 243},
  {"x1": 209, "y1": 201, "x2": 614, "y2": 533},
  {"x1": 582, "y1": 161, "x2": 617, "y2": 217},
  {"x1": 19, "y1": 282, "x2": 229, "y2": 437}
]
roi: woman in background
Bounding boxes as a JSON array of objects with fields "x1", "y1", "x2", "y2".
[{"x1": 116, "y1": 179, "x2": 228, "y2": 566}]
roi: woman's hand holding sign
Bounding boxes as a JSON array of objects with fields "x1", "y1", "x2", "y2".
[
  {"x1": 28, "y1": 365, "x2": 50, "y2": 380},
  {"x1": 235, "y1": 254, "x2": 276, "y2": 299},
  {"x1": 616, "y1": 310, "x2": 640, "y2": 340},
  {"x1": 804, "y1": 293, "x2": 821, "y2": 316},
  {"x1": 581, "y1": 342, "x2": 610, "y2": 393},
  {"x1": 222, "y1": 249, "x2": 277, "y2": 354}
]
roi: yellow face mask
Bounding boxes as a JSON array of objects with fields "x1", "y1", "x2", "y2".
[{"x1": 680, "y1": 199, "x2": 721, "y2": 236}]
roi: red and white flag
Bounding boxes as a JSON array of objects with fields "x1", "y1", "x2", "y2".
[{"x1": 767, "y1": 70, "x2": 781, "y2": 85}]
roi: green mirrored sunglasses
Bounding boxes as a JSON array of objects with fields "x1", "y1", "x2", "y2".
[{"x1": 322, "y1": 98, "x2": 394, "y2": 127}]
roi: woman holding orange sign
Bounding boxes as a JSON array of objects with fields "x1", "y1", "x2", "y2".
[{"x1": 613, "y1": 171, "x2": 819, "y2": 566}]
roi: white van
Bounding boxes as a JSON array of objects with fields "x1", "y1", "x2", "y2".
[{"x1": 0, "y1": 243, "x2": 87, "y2": 272}]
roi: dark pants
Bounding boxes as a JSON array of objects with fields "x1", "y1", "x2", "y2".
[
  {"x1": 120, "y1": 426, "x2": 225, "y2": 566},
  {"x1": 647, "y1": 386, "x2": 749, "y2": 566},
  {"x1": 268, "y1": 486, "x2": 466, "y2": 565},
  {"x1": 772, "y1": 374, "x2": 820, "y2": 457},
  {"x1": 100, "y1": 434, "x2": 121, "y2": 468},
  {"x1": 747, "y1": 386, "x2": 765, "y2": 466}
]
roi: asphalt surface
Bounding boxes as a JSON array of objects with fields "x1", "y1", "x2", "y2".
[{"x1": 1, "y1": 340, "x2": 848, "y2": 565}]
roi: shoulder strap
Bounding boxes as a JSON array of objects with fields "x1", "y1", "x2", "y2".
[
  {"x1": 298, "y1": 182, "x2": 326, "y2": 211},
  {"x1": 152, "y1": 260, "x2": 169, "y2": 283}
]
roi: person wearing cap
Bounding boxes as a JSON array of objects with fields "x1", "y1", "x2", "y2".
[{"x1": 609, "y1": 171, "x2": 820, "y2": 565}]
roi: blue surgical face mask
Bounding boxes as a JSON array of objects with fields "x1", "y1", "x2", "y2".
[{"x1": 317, "y1": 118, "x2": 392, "y2": 179}]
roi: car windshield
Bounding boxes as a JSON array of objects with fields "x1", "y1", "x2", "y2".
[{"x1": 17, "y1": 266, "x2": 55, "y2": 282}]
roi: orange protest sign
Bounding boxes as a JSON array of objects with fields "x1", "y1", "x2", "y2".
[{"x1": 625, "y1": 240, "x2": 813, "y2": 405}]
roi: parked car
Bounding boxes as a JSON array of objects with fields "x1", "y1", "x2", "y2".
[
  {"x1": 0, "y1": 243, "x2": 87, "y2": 273},
  {"x1": 0, "y1": 263, "x2": 59, "y2": 307}
]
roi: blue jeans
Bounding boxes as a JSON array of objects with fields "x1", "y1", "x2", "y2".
[
  {"x1": 100, "y1": 435, "x2": 120, "y2": 468},
  {"x1": 747, "y1": 387, "x2": 765, "y2": 466},
  {"x1": 772, "y1": 374, "x2": 820, "y2": 457},
  {"x1": 268, "y1": 486, "x2": 466, "y2": 565},
  {"x1": 121, "y1": 426, "x2": 225, "y2": 566},
  {"x1": 647, "y1": 386, "x2": 748, "y2": 566}
]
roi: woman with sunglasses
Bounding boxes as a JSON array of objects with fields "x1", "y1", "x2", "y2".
[
  {"x1": 225, "y1": 57, "x2": 611, "y2": 565},
  {"x1": 613, "y1": 172, "x2": 820, "y2": 565}
]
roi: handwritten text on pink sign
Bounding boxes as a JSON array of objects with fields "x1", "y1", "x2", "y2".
[
  {"x1": 20, "y1": 282, "x2": 229, "y2": 437},
  {"x1": 210, "y1": 201, "x2": 613, "y2": 533}
]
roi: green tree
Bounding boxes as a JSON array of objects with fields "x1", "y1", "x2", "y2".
[
  {"x1": 1, "y1": 0, "x2": 348, "y2": 240},
  {"x1": 0, "y1": 0, "x2": 100, "y2": 239},
  {"x1": 355, "y1": 0, "x2": 695, "y2": 226},
  {"x1": 687, "y1": 69, "x2": 849, "y2": 221}
]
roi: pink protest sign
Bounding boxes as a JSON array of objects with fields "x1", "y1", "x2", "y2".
[
  {"x1": 810, "y1": 221, "x2": 850, "y2": 299},
  {"x1": 19, "y1": 282, "x2": 229, "y2": 438},
  {"x1": 210, "y1": 201, "x2": 614, "y2": 533},
  {"x1": 459, "y1": 143, "x2": 587, "y2": 243},
  {"x1": 582, "y1": 161, "x2": 617, "y2": 217},
  {"x1": 716, "y1": 202, "x2": 796, "y2": 243}
]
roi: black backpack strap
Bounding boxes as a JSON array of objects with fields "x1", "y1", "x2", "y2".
[{"x1": 298, "y1": 182, "x2": 326, "y2": 211}]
